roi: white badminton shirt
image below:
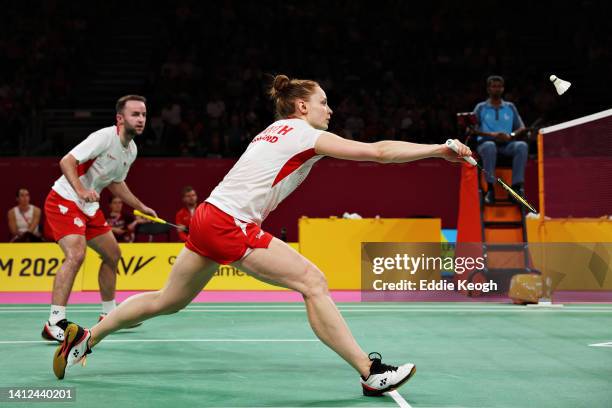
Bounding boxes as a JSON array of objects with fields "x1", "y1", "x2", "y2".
[
  {"x1": 207, "y1": 118, "x2": 323, "y2": 224},
  {"x1": 52, "y1": 126, "x2": 137, "y2": 216}
]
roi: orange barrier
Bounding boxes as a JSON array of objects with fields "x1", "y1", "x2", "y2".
[{"x1": 456, "y1": 163, "x2": 481, "y2": 243}]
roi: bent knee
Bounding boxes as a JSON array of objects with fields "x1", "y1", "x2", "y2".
[
  {"x1": 65, "y1": 250, "x2": 86, "y2": 268},
  {"x1": 514, "y1": 141, "x2": 528, "y2": 153},
  {"x1": 102, "y1": 247, "x2": 122, "y2": 266},
  {"x1": 300, "y1": 266, "x2": 329, "y2": 298},
  {"x1": 479, "y1": 141, "x2": 496, "y2": 151}
]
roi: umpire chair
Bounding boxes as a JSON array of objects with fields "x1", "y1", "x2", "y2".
[{"x1": 456, "y1": 112, "x2": 537, "y2": 295}]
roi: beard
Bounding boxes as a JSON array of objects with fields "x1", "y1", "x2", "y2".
[{"x1": 123, "y1": 122, "x2": 143, "y2": 137}]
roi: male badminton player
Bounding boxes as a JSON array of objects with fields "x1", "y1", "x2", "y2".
[
  {"x1": 53, "y1": 76, "x2": 472, "y2": 396},
  {"x1": 42, "y1": 95, "x2": 157, "y2": 342}
]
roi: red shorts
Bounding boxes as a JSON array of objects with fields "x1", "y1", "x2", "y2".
[
  {"x1": 44, "y1": 190, "x2": 111, "y2": 242},
  {"x1": 185, "y1": 202, "x2": 274, "y2": 265}
]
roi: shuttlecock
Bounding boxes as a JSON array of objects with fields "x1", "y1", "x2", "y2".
[{"x1": 549, "y1": 75, "x2": 571, "y2": 95}]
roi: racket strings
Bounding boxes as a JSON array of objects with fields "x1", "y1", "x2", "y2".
[{"x1": 496, "y1": 178, "x2": 537, "y2": 213}]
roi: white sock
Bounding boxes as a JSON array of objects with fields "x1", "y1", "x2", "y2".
[
  {"x1": 102, "y1": 299, "x2": 116, "y2": 315},
  {"x1": 49, "y1": 305, "x2": 66, "y2": 325}
]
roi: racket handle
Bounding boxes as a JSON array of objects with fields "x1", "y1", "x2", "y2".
[
  {"x1": 445, "y1": 139, "x2": 477, "y2": 166},
  {"x1": 133, "y1": 209, "x2": 167, "y2": 224}
]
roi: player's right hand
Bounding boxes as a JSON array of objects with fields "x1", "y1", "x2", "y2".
[
  {"x1": 78, "y1": 189, "x2": 100, "y2": 203},
  {"x1": 441, "y1": 139, "x2": 472, "y2": 163},
  {"x1": 139, "y1": 206, "x2": 158, "y2": 219}
]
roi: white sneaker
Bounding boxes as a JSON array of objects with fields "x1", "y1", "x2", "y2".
[
  {"x1": 360, "y1": 352, "x2": 416, "y2": 396},
  {"x1": 53, "y1": 323, "x2": 92, "y2": 379},
  {"x1": 41, "y1": 319, "x2": 70, "y2": 343}
]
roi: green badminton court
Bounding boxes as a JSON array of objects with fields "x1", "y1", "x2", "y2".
[{"x1": 0, "y1": 303, "x2": 610, "y2": 407}]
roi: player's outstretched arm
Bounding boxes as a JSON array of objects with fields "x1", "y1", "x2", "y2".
[
  {"x1": 107, "y1": 181, "x2": 157, "y2": 218},
  {"x1": 314, "y1": 132, "x2": 472, "y2": 164}
]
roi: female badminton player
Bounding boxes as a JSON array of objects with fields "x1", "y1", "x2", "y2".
[{"x1": 53, "y1": 75, "x2": 472, "y2": 396}]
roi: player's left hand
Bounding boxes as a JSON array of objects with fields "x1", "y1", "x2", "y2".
[{"x1": 139, "y1": 206, "x2": 158, "y2": 219}]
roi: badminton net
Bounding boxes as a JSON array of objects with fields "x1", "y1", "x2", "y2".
[{"x1": 539, "y1": 108, "x2": 612, "y2": 218}]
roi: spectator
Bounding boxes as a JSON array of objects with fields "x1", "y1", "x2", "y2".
[
  {"x1": 224, "y1": 113, "x2": 246, "y2": 156},
  {"x1": 178, "y1": 109, "x2": 205, "y2": 155},
  {"x1": 161, "y1": 100, "x2": 182, "y2": 154},
  {"x1": 472, "y1": 75, "x2": 528, "y2": 204},
  {"x1": 206, "y1": 130, "x2": 224, "y2": 158},
  {"x1": 7, "y1": 188, "x2": 42, "y2": 242},
  {"x1": 175, "y1": 186, "x2": 198, "y2": 242},
  {"x1": 2, "y1": 2, "x2": 611, "y2": 158},
  {"x1": 106, "y1": 196, "x2": 141, "y2": 243},
  {"x1": 206, "y1": 92, "x2": 226, "y2": 121}
]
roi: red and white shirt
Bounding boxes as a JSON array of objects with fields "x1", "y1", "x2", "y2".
[
  {"x1": 52, "y1": 126, "x2": 137, "y2": 216},
  {"x1": 206, "y1": 118, "x2": 323, "y2": 224},
  {"x1": 175, "y1": 206, "x2": 196, "y2": 242}
]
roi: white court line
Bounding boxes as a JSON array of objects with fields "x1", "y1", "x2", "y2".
[
  {"x1": 0, "y1": 308, "x2": 610, "y2": 313},
  {"x1": 183, "y1": 305, "x2": 609, "y2": 310},
  {"x1": 0, "y1": 338, "x2": 320, "y2": 345},
  {"x1": 165, "y1": 304, "x2": 603, "y2": 310},
  {"x1": 1, "y1": 302, "x2": 609, "y2": 308},
  {"x1": 385, "y1": 390, "x2": 412, "y2": 408},
  {"x1": 0, "y1": 302, "x2": 589, "y2": 307},
  {"x1": 178, "y1": 308, "x2": 612, "y2": 313},
  {"x1": 0, "y1": 304, "x2": 609, "y2": 310},
  {"x1": 588, "y1": 342, "x2": 612, "y2": 347}
]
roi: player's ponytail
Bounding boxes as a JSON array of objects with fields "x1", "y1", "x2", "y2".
[{"x1": 268, "y1": 74, "x2": 319, "y2": 119}]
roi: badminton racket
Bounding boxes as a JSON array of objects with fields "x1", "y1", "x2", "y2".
[
  {"x1": 445, "y1": 139, "x2": 537, "y2": 213},
  {"x1": 133, "y1": 209, "x2": 188, "y2": 232}
]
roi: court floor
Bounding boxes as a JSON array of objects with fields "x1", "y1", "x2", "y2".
[{"x1": 0, "y1": 303, "x2": 610, "y2": 407}]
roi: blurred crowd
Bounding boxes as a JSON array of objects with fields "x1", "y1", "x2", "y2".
[
  {"x1": 1, "y1": 0, "x2": 610, "y2": 157},
  {"x1": 6, "y1": 186, "x2": 198, "y2": 243},
  {"x1": 0, "y1": 1, "x2": 99, "y2": 154}
]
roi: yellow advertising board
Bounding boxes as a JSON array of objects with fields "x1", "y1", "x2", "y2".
[
  {"x1": 299, "y1": 217, "x2": 441, "y2": 289},
  {"x1": 526, "y1": 219, "x2": 612, "y2": 291},
  {"x1": 527, "y1": 218, "x2": 612, "y2": 242},
  {"x1": 0, "y1": 243, "x2": 85, "y2": 291},
  {"x1": 1, "y1": 243, "x2": 300, "y2": 292},
  {"x1": 81, "y1": 244, "x2": 179, "y2": 291},
  {"x1": 82, "y1": 244, "x2": 289, "y2": 291}
]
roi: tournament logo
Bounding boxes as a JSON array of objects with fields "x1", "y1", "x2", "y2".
[{"x1": 118, "y1": 256, "x2": 156, "y2": 275}]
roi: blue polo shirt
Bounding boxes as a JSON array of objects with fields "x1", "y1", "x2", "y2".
[{"x1": 473, "y1": 99, "x2": 525, "y2": 143}]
